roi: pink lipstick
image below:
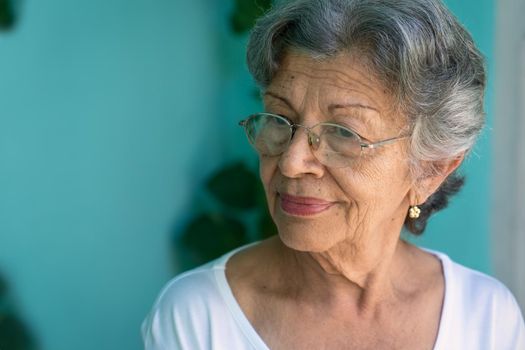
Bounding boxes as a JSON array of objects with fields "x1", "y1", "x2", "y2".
[{"x1": 279, "y1": 193, "x2": 334, "y2": 216}]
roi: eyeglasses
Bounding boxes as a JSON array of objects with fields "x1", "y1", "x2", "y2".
[{"x1": 239, "y1": 113, "x2": 408, "y2": 168}]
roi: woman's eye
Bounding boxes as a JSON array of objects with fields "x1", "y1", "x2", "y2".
[
  {"x1": 325, "y1": 125, "x2": 357, "y2": 139},
  {"x1": 274, "y1": 117, "x2": 289, "y2": 125},
  {"x1": 336, "y1": 127, "x2": 355, "y2": 138},
  {"x1": 267, "y1": 115, "x2": 290, "y2": 126}
]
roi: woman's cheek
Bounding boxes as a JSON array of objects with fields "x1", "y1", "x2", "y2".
[{"x1": 259, "y1": 156, "x2": 278, "y2": 186}]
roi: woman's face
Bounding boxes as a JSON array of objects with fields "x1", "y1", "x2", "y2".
[{"x1": 260, "y1": 52, "x2": 415, "y2": 254}]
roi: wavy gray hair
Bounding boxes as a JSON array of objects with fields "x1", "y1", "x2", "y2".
[{"x1": 246, "y1": 0, "x2": 486, "y2": 234}]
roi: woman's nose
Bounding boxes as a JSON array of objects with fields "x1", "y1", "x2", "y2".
[{"x1": 278, "y1": 127, "x2": 324, "y2": 179}]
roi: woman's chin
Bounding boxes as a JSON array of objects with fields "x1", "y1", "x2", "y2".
[
  {"x1": 276, "y1": 223, "x2": 342, "y2": 253},
  {"x1": 271, "y1": 203, "x2": 346, "y2": 253}
]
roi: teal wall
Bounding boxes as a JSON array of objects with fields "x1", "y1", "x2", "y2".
[
  {"x1": 0, "y1": 1, "x2": 225, "y2": 349},
  {"x1": 0, "y1": 1, "x2": 494, "y2": 349}
]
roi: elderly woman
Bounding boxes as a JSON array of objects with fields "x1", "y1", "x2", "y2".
[{"x1": 142, "y1": 0, "x2": 525, "y2": 348}]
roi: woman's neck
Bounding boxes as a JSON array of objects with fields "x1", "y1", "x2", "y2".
[{"x1": 274, "y1": 236, "x2": 413, "y2": 315}]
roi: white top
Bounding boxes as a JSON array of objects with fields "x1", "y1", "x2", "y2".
[{"x1": 142, "y1": 245, "x2": 525, "y2": 350}]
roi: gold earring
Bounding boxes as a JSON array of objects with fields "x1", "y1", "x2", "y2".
[{"x1": 409, "y1": 206, "x2": 421, "y2": 219}]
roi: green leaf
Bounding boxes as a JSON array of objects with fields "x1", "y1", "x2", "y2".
[
  {"x1": 0, "y1": 274, "x2": 7, "y2": 297},
  {"x1": 230, "y1": 0, "x2": 272, "y2": 34},
  {"x1": 0, "y1": 0, "x2": 16, "y2": 30},
  {"x1": 257, "y1": 207, "x2": 277, "y2": 239},
  {"x1": 181, "y1": 213, "x2": 249, "y2": 264},
  {"x1": 207, "y1": 162, "x2": 259, "y2": 210},
  {"x1": 0, "y1": 313, "x2": 36, "y2": 350}
]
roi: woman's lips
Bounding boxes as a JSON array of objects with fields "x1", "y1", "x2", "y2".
[{"x1": 279, "y1": 193, "x2": 334, "y2": 216}]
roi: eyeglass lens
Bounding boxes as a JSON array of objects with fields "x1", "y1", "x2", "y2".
[{"x1": 243, "y1": 113, "x2": 363, "y2": 167}]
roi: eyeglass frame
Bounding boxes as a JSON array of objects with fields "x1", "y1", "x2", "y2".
[{"x1": 239, "y1": 112, "x2": 409, "y2": 166}]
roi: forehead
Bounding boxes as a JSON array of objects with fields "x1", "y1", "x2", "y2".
[{"x1": 266, "y1": 52, "x2": 403, "y2": 127}]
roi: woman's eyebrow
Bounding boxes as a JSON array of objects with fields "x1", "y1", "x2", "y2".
[
  {"x1": 328, "y1": 103, "x2": 382, "y2": 129},
  {"x1": 328, "y1": 103, "x2": 379, "y2": 114},
  {"x1": 265, "y1": 91, "x2": 378, "y2": 112},
  {"x1": 264, "y1": 91, "x2": 380, "y2": 126},
  {"x1": 263, "y1": 91, "x2": 295, "y2": 109}
]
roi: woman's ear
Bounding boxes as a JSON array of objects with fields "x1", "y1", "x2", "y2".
[{"x1": 410, "y1": 154, "x2": 465, "y2": 205}]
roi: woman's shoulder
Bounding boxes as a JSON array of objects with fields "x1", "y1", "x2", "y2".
[
  {"x1": 423, "y1": 248, "x2": 520, "y2": 313},
  {"x1": 142, "y1": 260, "x2": 224, "y2": 333},
  {"x1": 148, "y1": 244, "x2": 252, "y2": 312},
  {"x1": 429, "y1": 249, "x2": 513, "y2": 301},
  {"x1": 154, "y1": 260, "x2": 221, "y2": 305},
  {"x1": 425, "y1": 248, "x2": 525, "y2": 349},
  {"x1": 142, "y1": 244, "x2": 261, "y2": 349},
  {"x1": 443, "y1": 253, "x2": 524, "y2": 326}
]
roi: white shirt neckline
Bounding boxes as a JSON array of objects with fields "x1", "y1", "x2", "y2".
[{"x1": 212, "y1": 244, "x2": 451, "y2": 350}]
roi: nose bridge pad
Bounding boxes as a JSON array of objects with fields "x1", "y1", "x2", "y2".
[
  {"x1": 290, "y1": 125, "x2": 298, "y2": 140},
  {"x1": 288, "y1": 125, "x2": 319, "y2": 154},
  {"x1": 307, "y1": 129, "x2": 320, "y2": 151}
]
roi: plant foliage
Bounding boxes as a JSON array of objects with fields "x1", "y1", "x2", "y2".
[
  {"x1": 207, "y1": 162, "x2": 259, "y2": 210},
  {"x1": 177, "y1": 1, "x2": 275, "y2": 269},
  {"x1": 0, "y1": 273, "x2": 36, "y2": 350},
  {"x1": 0, "y1": 0, "x2": 15, "y2": 30},
  {"x1": 230, "y1": 0, "x2": 272, "y2": 34},
  {"x1": 178, "y1": 161, "x2": 276, "y2": 268}
]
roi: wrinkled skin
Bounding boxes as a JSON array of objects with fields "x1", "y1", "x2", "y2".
[
  {"x1": 227, "y1": 52, "x2": 462, "y2": 349},
  {"x1": 261, "y1": 52, "x2": 416, "y2": 278}
]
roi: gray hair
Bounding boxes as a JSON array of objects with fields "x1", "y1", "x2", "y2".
[
  {"x1": 247, "y1": 0, "x2": 485, "y2": 169},
  {"x1": 246, "y1": 0, "x2": 486, "y2": 234}
]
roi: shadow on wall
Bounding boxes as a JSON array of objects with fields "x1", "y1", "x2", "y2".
[
  {"x1": 0, "y1": 0, "x2": 17, "y2": 31},
  {"x1": 0, "y1": 272, "x2": 37, "y2": 350},
  {"x1": 1, "y1": 1, "x2": 37, "y2": 349},
  {"x1": 173, "y1": 0, "x2": 273, "y2": 270},
  {"x1": 175, "y1": 162, "x2": 277, "y2": 270}
]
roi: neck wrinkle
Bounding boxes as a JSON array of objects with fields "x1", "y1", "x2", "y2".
[{"x1": 276, "y1": 236, "x2": 406, "y2": 314}]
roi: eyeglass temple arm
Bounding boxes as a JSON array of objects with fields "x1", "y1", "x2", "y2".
[{"x1": 361, "y1": 135, "x2": 409, "y2": 149}]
